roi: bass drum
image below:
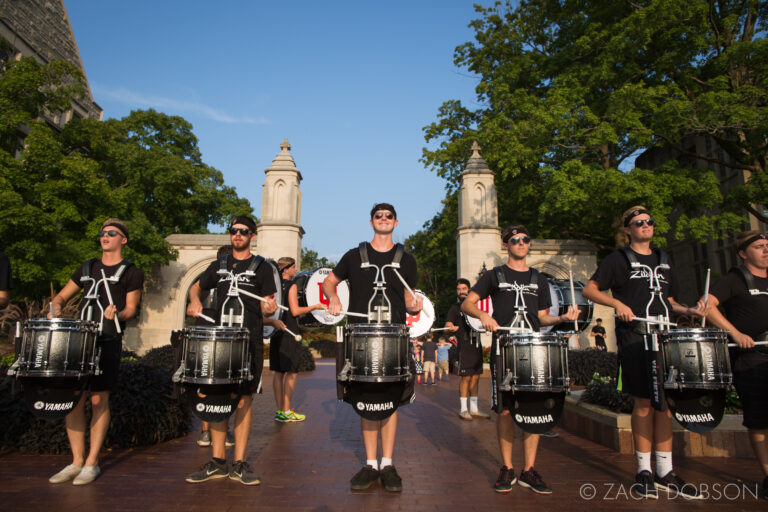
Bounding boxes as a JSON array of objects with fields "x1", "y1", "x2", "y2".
[
  {"x1": 405, "y1": 290, "x2": 434, "y2": 338},
  {"x1": 293, "y1": 267, "x2": 350, "y2": 326},
  {"x1": 544, "y1": 278, "x2": 593, "y2": 333},
  {"x1": 262, "y1": 259, "x2": 283, "y2": 338}
]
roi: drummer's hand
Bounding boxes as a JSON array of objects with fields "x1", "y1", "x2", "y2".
[
  {"x1": 273, "y1": 320, "x2": 286, "y2": 331},
  {"x1": 186, "y1": 301, "x2": 203, "y2": 318},
  {"x1": 262, "y1": 295, "x2": 278, "y2": 315},
  {"x1": 103, "y1": 304, "x2": 118, "y2": 320},
  {"x1": 563, "y1": 305, "x2": 580, "y2": 322},
  {"x1": 407, "y1": 294, "x2": 423, "y2": 314},
  {"x1": 614, "y1": 301, "x2": 634, "y2": 322},
  {"x1": 312, "y1": 303, "x2": 326, "y2": 311},
  {"x1": 480, "y1": 312, "x2": 498, "y2": 332},
  {"x1": 328, "y1": 296, "x2": 342, "y2": 316},
  {"x1": 687, "y1": 299, "x2": 707, "y2": 318},
  {"x1": 731, "y1": 331, "x2": 755, "y2": 349}
]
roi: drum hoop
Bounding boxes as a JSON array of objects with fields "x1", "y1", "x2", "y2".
[
  {"x1": 347, "y1": 323, "x2": 409, "y2": 334},
  {"x1": 25, "y1": 318, "x2": 99, "y2": 331}
]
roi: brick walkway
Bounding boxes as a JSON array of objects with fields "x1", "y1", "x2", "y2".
[{"x1": 0, "y1": 363, "x2": 762, "y2": 511}]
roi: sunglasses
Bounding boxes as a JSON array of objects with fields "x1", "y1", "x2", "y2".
[
  {"x1": 98, "y1": 230, "x2": 123, "y2": 238},
  {"x1": 229, "y1": 227, "x2": 251, "y2": 236},
  {"x1": 508, "y1": 235, "x2": 531, "y2": 245},
  {"x1": 630, "y1": 218, "x2": 654, "y2": 227},
  {"x1": 374, "y1": 211, "x2": 395, "y2": 220}
]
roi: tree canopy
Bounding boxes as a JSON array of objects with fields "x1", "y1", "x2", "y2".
[
  {"x1": 422, "y1": 0, "x2": 766, "y2": 251},
  {"x1": 300, "y1": 247, "x2": 336, "y2": 270},
  {"x1": 0, "y1": 51, "x2": 253, "y2": 299}
]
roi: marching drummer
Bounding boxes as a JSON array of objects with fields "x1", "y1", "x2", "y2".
[
  {"x1": 444, "y1": 277, "x2": 490, "y2": 420},
  {"x1": 269, "y1": 256, "x2": 325, "y2": 423},
  {"x1": 582, "y1": 206, "x2": 705, "y2": 499},
  {"x1": 184, "y1": 215, "x2": 277, "y2": 485},
  {"x1": 48, "y1": 218, "x2": 144, "y2": 485},
  {"x1": 700, "y1": 230, "x2": 768, "y2": 500},
  {"x1": 462, "y1": 224, "x2": 578, "y2": 495},
  {"x1": 322, "y1": 203, "x2": 421, "y2": 492}
]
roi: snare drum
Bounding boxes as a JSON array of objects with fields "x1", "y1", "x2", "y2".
[
  {"x1": 498, "y1": 332, "x2": 569, "y2": 392},
  {"x1": 662, "y1": 328, "x2": 732, "y2": 390},
  {"x1": 179, "y1": 326, "x2": 251, "y2": 385},
  {"x1": 14, "y1": 318, "x2": 100, "y2": 378},
  {"x1": 339, "y1": 323, "x2": 410, "y2": 383},
  {"x1": 293, "y1": 267, "x2": 349, "y2": 326},
  {"x1": 545, "y1": 278, "x2": 593, "y2": 333}
]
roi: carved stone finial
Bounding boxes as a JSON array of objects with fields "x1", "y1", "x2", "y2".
[
  {"x1": 280, "y1": 138, "x2": 291, "y2": 152},
  {"x1": 471, "y1": 140, "x2": 481, "y2": 158}
]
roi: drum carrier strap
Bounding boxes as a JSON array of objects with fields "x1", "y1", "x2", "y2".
[
  {"x1": 358, "y1": 242, "x2": 404, "y2": 267},
  {"x1": 218, "y1": 254, "x2": 264, "y2": 275},
  {"x1": 733, "y1": 265, "x2": 760, "y2": 296},
  {"x1": 492, "y1": 265, "x2": 539, "y2": 290},
  {"x1": 80, "y1": 258, "x2": 134, "y2": 283},
  {"x1": 620, "y1": 246, "x2": 670, "y2": 283}
]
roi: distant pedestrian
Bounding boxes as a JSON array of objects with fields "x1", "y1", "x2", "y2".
[
  {"x1": 436, "y1": 336, "x2": 451, "y2": 381},
  {"x1": 421, "y1": 333, "x2": 437, "y2": 385},
  {"x1": 413, "y1": 344, "x2": 423, "y2": 384},
  {"x1": 589, "y1": 318, "x2": 607, "y2": 350}
]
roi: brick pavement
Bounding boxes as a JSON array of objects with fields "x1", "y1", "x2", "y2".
[{"x1": 0, "y1": 362, "x2": 763, "y2": 511}]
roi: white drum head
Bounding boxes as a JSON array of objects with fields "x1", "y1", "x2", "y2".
[
  {"x1": 305, "y1": 268, "x2": 350, "y2": 326},
  {"x1": 263, "y1": 260, "x2": 283, "y2": 337},
  {"x1": 406, "y1": 291, "x2": 434, "y2": 338},
  {"x1": 466, "y1": 296, "x2": 494, "y2": 332}
]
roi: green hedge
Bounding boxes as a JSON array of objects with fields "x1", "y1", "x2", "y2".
[{"x1": 567, "y1": 349, "x2": 618, "y2": 386}]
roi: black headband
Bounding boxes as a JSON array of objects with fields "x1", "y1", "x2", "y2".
[
  {"x1": 737, "y1": 234, "x2": 767, "y2": 253},
  {"x1": 623, "y1": 209, "x2": 649, "y2": 226},
  {"x1": 279, "y1": 262, "x2": 295, "y2": 273}
]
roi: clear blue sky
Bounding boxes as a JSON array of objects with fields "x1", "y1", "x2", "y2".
[{"x1": 65, "y1": 1, "x2": 484, "y2": 261}]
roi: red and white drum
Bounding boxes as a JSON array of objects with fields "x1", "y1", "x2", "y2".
[
  {"x1": 294, "y1": 267, "x2": 350, "y2": 326},
  {"x1": 466, "y1": 296, "x2": 494, "y2": 332},
  {"x1": 263, "y1": 259, "x2": 283, "y2": 338},
  {"x1": 405, "y1": 290, "x2": 434, "y2": 338}
]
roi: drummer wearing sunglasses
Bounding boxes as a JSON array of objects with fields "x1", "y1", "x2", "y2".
[
  {"x1": 700, "y1": 230, "x2": 768, "y2": 499},
  {"x1": 462, "y1": 224, "x2": 579, "y2": 495},
  {"x1": 48, "y1": 218, "x2": 144, "y2": 486},
  {"x1": 582, "y1": 206, "x2": 706, "y2": 499}
]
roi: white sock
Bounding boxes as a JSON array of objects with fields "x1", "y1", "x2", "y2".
[
  {"x1": 469, "y1": 396, "x2": 479, "y2": 412},
  {"x1": 460, "y1": 397, "x2": 468, "y2": 412},
  {"x1": 366, "y1": 459, "x2": 378, "y2": 470},
  {"x1": 380, "y1": 457, "x2": 393, "y2": 469},
  {"x1": 655, "y1": 451, "x2": 672, "y2": 477},
  {"x1": 636, "y1": 451, "x2": 652, "y2": 474}
]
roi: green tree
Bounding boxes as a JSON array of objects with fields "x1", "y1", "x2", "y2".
[
  {"x1": 300, "y1": 247, "x2": 335, "y2": 270},
  {"x1": 423, "y1": 0, "x2": 764, "y2": 251},
  {"x1": 0, "y1": 53, "x2": 253, "y2": 299}
]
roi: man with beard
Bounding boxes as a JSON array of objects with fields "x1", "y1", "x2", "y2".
[
  {"x1": 185, "y1": 216, "x2": 277, "y2": 485},
  {"x1": 322, "y1": 203, "x2": 422, "y2": 492},
  {"x1": 701, "y1": 230, "x2": 768, "y2": 500},
  {"x1": 48, "y1": 218, "x2": 144, "y2": 485},
  {"x1": 582, "y1": 206, "x2": 705, "y2": 499},
  {"x1": 463, "y1": 225, "x2": 578, "y2": 495},
  {"x1": 445, "y1": 278, "x2": 489, "y2": 420}
]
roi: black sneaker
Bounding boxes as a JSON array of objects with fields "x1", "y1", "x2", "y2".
[
  {"x1": 654, "y1": 471, "x2": 702, "y2": 499},
  {"x1": 630, "y1": 470, "x2": 658, "y2": 499},
  {"x1": 379, "y1": 465, "x2": 403, "y2": 492},
  {"x1": 518, "y1": 467, "x2": 552, "y2": 494},
  {"x1": 229, "y1": 460, "x2": 260, "y2": 485},
  {"x1": 185, "y1": 459, "x2": 228, "y2": 483},
  {"x1": 350, "y1": 465, "x2": 379, "y2": 490},
  {"x1": 494, "y1": 466, "x2": 517, "y2": 493}
]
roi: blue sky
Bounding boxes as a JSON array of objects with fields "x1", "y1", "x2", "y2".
[{"x1": 65, "y1": 1, "x2": 484, "y2": 261}]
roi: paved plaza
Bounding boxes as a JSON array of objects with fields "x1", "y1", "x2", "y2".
[{"x1": 0, "y1": 363, "x2": 762, "y2": 511}]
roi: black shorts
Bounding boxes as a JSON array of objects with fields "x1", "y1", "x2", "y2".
[
  {"x1": 615, "y1": 325, "x2": 652, "y2": 399},
  {"x1": 731, "y1": 350, "x2": 768, "y2": 430},
  {"x1": 458, "y1": 339, "x2": 483, "y2": 376},
  {"x1": 88, "y1": 335, "x2": 121, "y2": 392},
  {"x1": 269, "y1": 332, "x2": 302, "y2": 373},
  {"x1": 241, "y1": 339, "x2": 263, "y2": 395}
]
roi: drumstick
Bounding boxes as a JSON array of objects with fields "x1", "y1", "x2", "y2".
[
  {"x1": 196, "y1": 312, "x2": 216, "y2": 324},
  {"x1": 430, "y1": 327, "x2": 450, "y2": 332},
  {"x1": 391, "y1": 269, "x2": 430, "y2": 317},
  {"x1": 284, "y1": 327, "x2": 302, "y2": 342},
  {"x1": 236, "y1": 288, "x2": 289, "y2": 311},
  {"x1": 569, "y1": 267, "x2": 578, "y2": 331},
  {"x1": 701, "y1": 268, "x2": 710, "y2": 328},
  {"x1": 333, "y1": 310, "x2": 368, "y2": 319},
  {"x1": 613, "y1": 314, "x2": 677, "y2": 327},
  {"x1": 100, "y1": 270, "x2": 122, "y2": 334},
  {"x1": 728, "y1": 341, "x2": 768, "y2": 347},
  {"x1": 49, "y1": 302, "x2": 56, "y2": 318}
]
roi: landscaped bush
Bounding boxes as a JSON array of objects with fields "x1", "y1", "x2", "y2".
[
  {"x1": 309, "y1": 339, "x2": 337, "y2": 358},
  {"x1": 567, "y1": 348, "x2": 618, "y2": 386},
  {"x1": 139, "y1": 344, "x2": 176, "y2": 374},
  {"x1": 581, "y1": 373, "x2": 634, "y2": 413}
]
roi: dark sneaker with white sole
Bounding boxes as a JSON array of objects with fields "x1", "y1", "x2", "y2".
[
  {"x1": 654, "y1": 471, "x2": 702, "y2": 499},
  {"x1": 494, "y1": 466, "x2": 517, "y2": 492},
  {"x1": 631, "y1": 470, "x2": 658, "y2": 499},
  {"x1": 519, "y1": 467, "x2": 552, "y2": 494},
  {"x1": 185, "y1": 459, "x2": 228, "y2": 483},
  {"x1": 229, "y1": 460, "x2": 260, "y2": 485}
]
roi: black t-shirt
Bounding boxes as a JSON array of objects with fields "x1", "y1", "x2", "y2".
[
  {"x1": 331, "y1": 243, "x2": 417, "y2": 324},
  {"x1": 70, "y1": 259, "x2": 145, "y2": 337},
  {"x1": 470, "y1": 266, "x2": 551, "y2": 330},
  {"x1": 589, "y1": 248, "x2": 679, "y2": 327},
  {"x1": 422, "y1": 340, "x2": 437, "y2": 362},
  {"x1": 281, "y1": 278, "x2": 300, "y2": 332},
  {"x1": 197, "y1": 254, "x2": 277, "y2": 339},
  {"x1": 446, "y1": 302, "x2": 469, "y2": 344},
  {"x1": 0, "y1": 251, "x2": 12, "y2": 290},
  {"x1": 710, "y1": 268, "x2": 768, "y2": 342},
  {"x1": 591, "y1": 325, "x2": 606, "y2": 340}
]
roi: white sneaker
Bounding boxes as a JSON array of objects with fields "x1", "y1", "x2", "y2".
[
  {"x1": 49, "y1": 464, "x2": 83, "y2": 483},
  {"x1": 72, "y1": 465, "x2": 100, "y2": 485},
  {"x1": 459, "y1": 410, "x2": 473, "y2": 421}
]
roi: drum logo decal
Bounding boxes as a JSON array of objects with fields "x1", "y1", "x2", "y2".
[
  {"x1": 200, "y1": 345, "x2": 210, "y2": 377},
  {"x1": 370, "y1": 340, "x2": 381, "y2": 375},
  {"x1": 34, "y1": 401, "x2": 44, "y2": 410},
  {"x1": 357, "y1": 401, "x2": 394, "y2": 412},
  {"x1": 675, "y1": 412, "x2": 715, "y2": 423},
  {"x1": 515, "y1": 413, "x2": 554, "y2": 424},
  {"x1": 356, "y1": 402, "x2": 365, "y2": 411},
  {"x1": 702, "y1": 345, "x2": 715, "y2": 380},
  {"x1": 34, "y1": 401, "x2": 74, "y2": 411},
  {"x1": 34, "y1": 334, "x2": 47, "y2": 367},
  {"x1": 684, "y1": 349, "x2": 696, "y2": 358}
]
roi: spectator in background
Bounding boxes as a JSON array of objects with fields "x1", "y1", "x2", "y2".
[
  {"x1": 421, "y1": 333, "x2": 437, "y2": 385},
  {"x1": 589, "y1": 318, "x2": 607, "y2": 350},
  {"x1": 436, "y1": 336, "x2": 451, "y2": 381}
]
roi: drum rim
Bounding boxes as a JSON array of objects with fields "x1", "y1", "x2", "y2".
[{"x1": 25, "y1": 318, "x2": 99, "y2": 330}]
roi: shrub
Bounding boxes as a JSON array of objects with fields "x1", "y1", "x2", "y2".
[
  {"x1": 581, "y1": 373, "x2": 634, "y2": 413},
  {"x1": 139, "y1": 345, "x2": 176, "y2": 374},
  {"x1": 309, "y1": 339, "x2": 338, "y2": 358},
  {"x1": 567, "y1": 349, "x2": 618, "y2": 386},
  {"x1": 483, "y1": 346, "x2": 491, "y2": 364}
]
